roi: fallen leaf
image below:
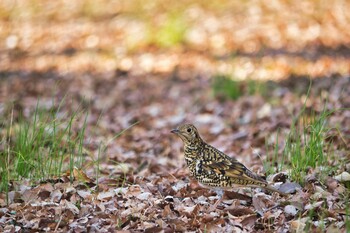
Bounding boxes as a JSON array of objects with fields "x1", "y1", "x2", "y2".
[
  {"x1": 334, "y1": 172, "x2": 350, "y2": 182},
  {"x1": 136, "y1": 192, "x2": 152, "y2": 201},
  {"x1": 279, "y1": 182, "x2": 302, "y2": 194},
  {"x1": 73, "y1": 167, "x2": 94, "y2": 183},
  {"x1": 97, "y1": 190, "x2": 115, "y2": 200},
  {"x1": 284, "y1": 205, "x2": 298, "y2": 217},
  {"x1": 227, "y1": 207, "x2": 255, "y2": 217}
]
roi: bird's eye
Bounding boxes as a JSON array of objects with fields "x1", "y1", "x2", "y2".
[{"x1": 187, "y1": 128, "x2": 192, "y2": 133}]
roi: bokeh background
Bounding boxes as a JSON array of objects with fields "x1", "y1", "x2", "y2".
[
  {"x1": 2, "y1": 0, "x2": 350, "y2": 79},
  {"x1": 1, "y1": 0, "x2": 349, "y2": 141}
]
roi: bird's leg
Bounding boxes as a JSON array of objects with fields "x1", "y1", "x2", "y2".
[
  {"x1": 209, "y1": 188, "x2": 224, "y2": 211},
  {"x1": 214, "y1": 188, "x2": 224, "y2": 199}
]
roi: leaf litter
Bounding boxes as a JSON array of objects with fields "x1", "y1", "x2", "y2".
[{"x1": 1, "y1": 0, "x2": 350, "y2": 232}]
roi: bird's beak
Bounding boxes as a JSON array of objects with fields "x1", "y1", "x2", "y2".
[{"x1": 171, "y1": 129, "x2": 179, "y2": 134}]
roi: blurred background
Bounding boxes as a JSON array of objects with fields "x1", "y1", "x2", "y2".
[{"x1": 2, "y1": 0, "x2": 350, "y2": 78}]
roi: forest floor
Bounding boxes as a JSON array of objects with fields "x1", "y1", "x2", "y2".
[{"x1": 1, "y1": 1, "x2": 350, "y2": 232}]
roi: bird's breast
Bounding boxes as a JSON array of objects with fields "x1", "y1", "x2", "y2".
[{"x1": 195, "y1": 160, "x2": 203, "y2": 174}]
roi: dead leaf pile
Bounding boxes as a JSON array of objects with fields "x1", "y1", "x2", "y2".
[{"x1": 1, "y1": 0, "x2": 350, "y2": 232}]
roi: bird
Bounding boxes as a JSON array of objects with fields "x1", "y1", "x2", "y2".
[{"x1": 171, "y1": 123, "x2": 287, "y2": 197}]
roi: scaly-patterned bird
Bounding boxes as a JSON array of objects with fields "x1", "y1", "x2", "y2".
[{"x1": 171, "y1": 123, "x2": 287, "y2": 196}]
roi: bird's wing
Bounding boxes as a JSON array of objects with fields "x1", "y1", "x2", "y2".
[
  {"x1": 201, "y1": 145, "x2": 267, "y2": 185},
  {"x1": 204, "y1": 158, "x2": 266, "y2": 182},
  {"x1": 202, "y1": 158, "x2": 288, "y2": 195}
]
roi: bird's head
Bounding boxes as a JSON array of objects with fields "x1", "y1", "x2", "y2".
[{"x1": 171, "y1": 124, "x2": 203, "y2": 146}]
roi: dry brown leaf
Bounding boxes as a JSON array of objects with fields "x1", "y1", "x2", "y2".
[
  {"x1": 228, "y1": 207, "x2": 255, "y2": 217},
  {"x1": 72, "y1": 167, "x2": 94, "y2": 183}
]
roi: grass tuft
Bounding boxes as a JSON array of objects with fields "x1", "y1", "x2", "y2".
[
  {"x1": 284, "y1": 102, "x2": 335, "y2": 184},
  {"x1": 263, "y1": 82, "x2": 344, "y2": 186},
  {"x1": 0, "y1": 99, "x2": 88, "y2": 193}
]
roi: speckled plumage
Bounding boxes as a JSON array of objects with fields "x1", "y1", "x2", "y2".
[{"x1": 171, "y1": 124, "x2": 286, "y2": 196}]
